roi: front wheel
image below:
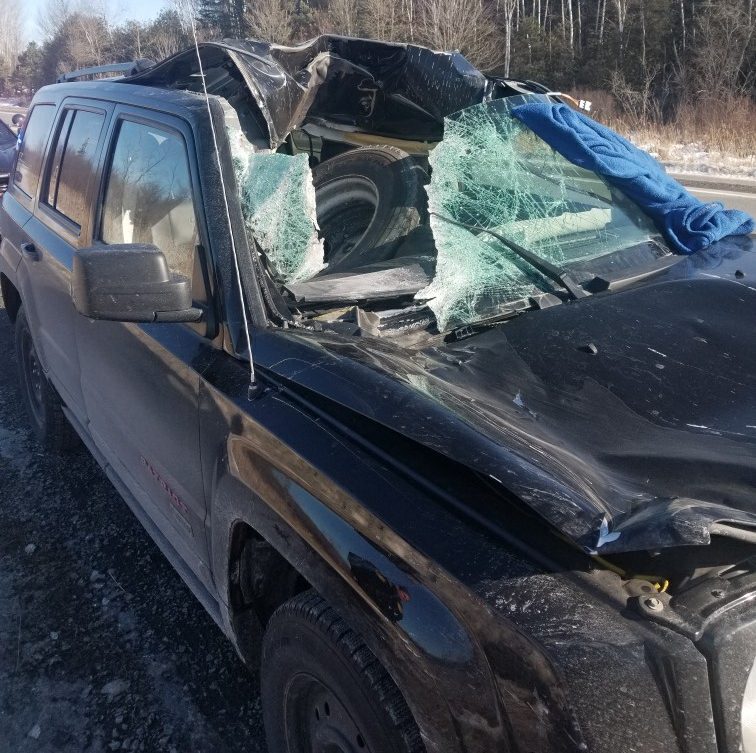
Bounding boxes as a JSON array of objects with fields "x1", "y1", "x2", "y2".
[
  {"x1": 15, "y1": 305, "x2": 78, "y2": 452},
  {"x1": 261, "y1": 591, "x2": 425, "y2": 753}
]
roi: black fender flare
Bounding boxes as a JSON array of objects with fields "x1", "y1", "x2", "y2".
[{"x1": 207, "y1": 433, "x2": 511, "y2": 753}]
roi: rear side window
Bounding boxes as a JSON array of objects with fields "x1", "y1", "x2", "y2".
[
  {"x1": 14, "y1": 104, "x2": 56, "y2": 199},
  {"x1": 44, "y1": 108, "x2": 105, "y2": 228},
  {"x1": 101, "y1": 119, "x2": 198, "y2": 280}
]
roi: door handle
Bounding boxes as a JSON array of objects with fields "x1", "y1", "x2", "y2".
[{"x1": 20, "y1": 242, "x2": 40, "y2": 261}]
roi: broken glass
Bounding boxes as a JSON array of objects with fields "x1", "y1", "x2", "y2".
[
  {"x1": 416, "y1": 97, "x2": 663, "y2": 330},
  {"x1": 236, "y1": 152, "x2": 325, "y2": 283},
  {"x1": 224, "y1": 102, "x2": 325, "y2": 284}
]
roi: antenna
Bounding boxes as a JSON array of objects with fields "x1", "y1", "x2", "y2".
[{"x1": 185, "y1": 13, "x2": 259, "y2": 398}]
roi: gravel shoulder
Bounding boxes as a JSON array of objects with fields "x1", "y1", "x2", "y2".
[{"x1": 0, "y1": 299, "x2": 266, "y2": 753}]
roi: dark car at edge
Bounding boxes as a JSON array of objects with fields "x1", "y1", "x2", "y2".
[{"x1": 0, "y1": 116, "x2": 18, "y2": 196}]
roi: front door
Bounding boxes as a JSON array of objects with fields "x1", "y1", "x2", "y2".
[{"x1": 75, "y1": 108, "x2": 213, "y2": 582}]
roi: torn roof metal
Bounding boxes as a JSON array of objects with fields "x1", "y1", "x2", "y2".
[{"x1": 126, "y1": 35, "x2": 530, "y2": 149}]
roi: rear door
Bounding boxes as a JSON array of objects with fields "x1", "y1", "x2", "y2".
[
  {"x1": 13, "y1": 100, "x2": 109, "y2": 422},
  {"x1": 75, "y1": 106, "x2": 215, "y2": 584}
]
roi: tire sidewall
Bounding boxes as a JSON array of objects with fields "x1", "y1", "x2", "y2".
[
  {"x1": 262, "y1": 613, "x2": 405, "y2": 753},
  {"x1": 312, "y1": 147, "x2": 426, "y2": 273},
  {"x1": 15, "y1": 307, "x2": 48, "y2": 440}
]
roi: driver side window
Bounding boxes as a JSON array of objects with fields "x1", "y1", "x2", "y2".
[{"x1": 101, "y1": 119, "x2": 199, "y2": 281}]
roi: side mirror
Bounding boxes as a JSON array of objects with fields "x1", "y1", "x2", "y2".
[{"x1": 72, "y1": 245, "x2": 202, "y2": 323}]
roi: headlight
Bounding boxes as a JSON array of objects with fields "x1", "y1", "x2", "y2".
[{"x1": 744, "y1": 656, "x2": 756, "y2": 753}]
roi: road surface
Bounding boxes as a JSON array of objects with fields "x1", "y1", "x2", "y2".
[
  {"x1": 670, "y1": 172, "x2": 756, "y2": 218},
  {"x1": 0, "y1": 299, "x2": 267, "y2": 752}
]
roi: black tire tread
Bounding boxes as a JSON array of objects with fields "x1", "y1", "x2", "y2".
[
  {"x1": 15, "y1": 306, "x2": 79, "y2": 453},
  {"x1": 264, "y1": 590, "x2": 425, "y2": 753},
  {"x1": 312, "y1": 145, "x2": 428, "y2": 272}
]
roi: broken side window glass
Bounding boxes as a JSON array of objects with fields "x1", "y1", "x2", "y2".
[
  {"x1": 417, "y1": 97, "x2": 665, "y2": 331},
  {"x1": 225, "y1": 103, "x2": 325, "y2": 285},
  {"x1": 238, "y1": 152, "x2": 325, "y2": 283}
]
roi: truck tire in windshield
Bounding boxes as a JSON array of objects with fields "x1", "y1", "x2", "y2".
[
  {"x1": 313, "y1": 146, "x2": 427, "y2": 273},
  {"x1": 15, "y1": 305, "x2": 79, "y2": 452},
  {"x1": 261, "y1": 591, "x2": 425, "y2": 753}
]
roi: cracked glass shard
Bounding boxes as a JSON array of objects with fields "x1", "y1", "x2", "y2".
[
  {"x1": 417, "y1": 98, "x2": 661, "y2": 330},
  {"x1": 237, "y1": 151, "x2": 325, "y2": 283},
  {"x1": 222, "y1": 98, "x2": 324, "y2": 285}
]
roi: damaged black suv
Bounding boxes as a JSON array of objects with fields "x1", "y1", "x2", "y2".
[{"x1": 1, "y1": 36, "x2": 755, "y2": 753}]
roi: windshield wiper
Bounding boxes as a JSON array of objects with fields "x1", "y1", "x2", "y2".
[{"x1": 431, "y1": 212, "x2": 589, "y2": 301}]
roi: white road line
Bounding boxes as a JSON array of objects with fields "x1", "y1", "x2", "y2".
[{"x1": 690, "y1": 188, "x2": 756, "y2": 200}]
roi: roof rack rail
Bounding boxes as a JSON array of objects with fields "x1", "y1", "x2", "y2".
[{"x1": 57, "y1": 59, "x2": 155, "y2": 84}]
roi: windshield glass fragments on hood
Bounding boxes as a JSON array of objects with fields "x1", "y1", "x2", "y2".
[{"x1": 415, "y1": 98, "x2": 666, "y2": 330}]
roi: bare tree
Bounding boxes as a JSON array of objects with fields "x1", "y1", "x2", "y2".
[
  {"x1": 169, "y1": 0, "x2": 203, "y2": 32},
  {"x1": 403, "y1": 0, "x2": 416, "y2": 40},
  {"x1": 499, "y1": 0, "x2": 519, "y2": 75},
  {"x1": 247, "y1": 0, "x2": 294, "y2": 43},
  {"x1": 37, "y1": 0, "x2": 72, "y2": 40},
  {"x1": 691, "y1": 0, "x2": 755, "y2": 96},
  {"x1": 0, "y1": 0, "x2": 23, "y2": 79},
  {"x1": 316, "y1": 0, "x2": 362, "y2": 36},
  {"x1": 73, "y1": 10, "x2": 109, "y2": 65},
  {"x1": 363, "y1": 0, "x2": 406, "y2": 41},
  {"x1": 639, "y1": 0, "x2": 646, "y2": 72},
  {"x1": 149, "y1": 22, "x2": 185, "y2": 58},
  {"x1": 613, "y1": 0, "x2": 629, "y2": 64},
  {"x1": 609, "y1": 67, "x2": 662, "y2": 127},
  {"x1": 417, "y1": 0, "x2": 503, "y2": 70},
  {"x1": 597, "y1": 0, "x2": 607, "y2": 44}
]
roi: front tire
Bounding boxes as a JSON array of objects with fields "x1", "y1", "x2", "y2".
[
  {"x1": 15, "y1": 305, "x2": 78, "y2": 452},
  {"x1": 261, "y1": 591, "x2": 425, "y2": 753}
]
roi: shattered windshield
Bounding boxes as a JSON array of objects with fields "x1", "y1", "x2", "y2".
[
  {"x1": 226, "y1": 89, "x2": 668, "y2": 338},
  {"x1": 416, "y1": 97, "x2": 667, "y2": 330},
  {"x1": 238, "y1": 152, "x2": 325, "y2": 283}
]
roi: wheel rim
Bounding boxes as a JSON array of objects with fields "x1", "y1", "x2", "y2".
[
  {"x1": 21, "y1": 328, "x2": 45, "y2": 425},
  {"x1": 285, "y1": 673, "x2": 371, "y2": 753}
]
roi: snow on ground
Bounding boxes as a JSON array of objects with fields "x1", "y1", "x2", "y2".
[
  {"x1": 0, "y1": 97, "x2": 25, "y2": 106},
  {"x1": 627, "y1": 135, "x2": 756, "y2": 180}
]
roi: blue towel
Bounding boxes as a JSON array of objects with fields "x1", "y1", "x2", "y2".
[{"x1": 511, "y1": 102, "x2": 754, "y2": 254}]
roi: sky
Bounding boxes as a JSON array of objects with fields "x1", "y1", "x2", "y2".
[{"x1": 25, "y1": 0, "x2": 169, "y2": 41}]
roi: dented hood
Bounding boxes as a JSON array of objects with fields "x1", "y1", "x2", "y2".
[
  {"x1": 306, "y1": 236, "x2": 756, "y2": 553},
  {"x1": 426, "y1": 237, "x2": 756, "y2": 552}
]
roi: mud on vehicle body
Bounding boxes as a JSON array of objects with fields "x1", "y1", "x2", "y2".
[{"x1": 0, "y1": 35, "x2": 754, "y2": 753}]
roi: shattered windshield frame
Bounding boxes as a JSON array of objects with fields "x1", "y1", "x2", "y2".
[
  {"x1": 226, "y1": 89, "x2": 670, "y2": 338},
  {"x1": 415, "y1": 96, "x2": 670, "y2": 331}
]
